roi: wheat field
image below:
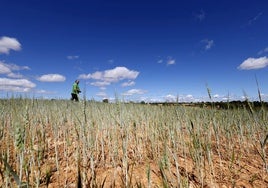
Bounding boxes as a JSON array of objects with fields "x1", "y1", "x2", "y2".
[{"x1": 0, "y1": 98, "x2": 268, "y2": 187}]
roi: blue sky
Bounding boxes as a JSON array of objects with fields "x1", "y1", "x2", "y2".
[{"x1": 1, "y1": 0, "x2": 268, "y2": 102}]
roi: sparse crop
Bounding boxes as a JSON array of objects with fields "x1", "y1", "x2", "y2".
[{"x1": 0, "y1": 96, "x2": 267, "y2": 187}]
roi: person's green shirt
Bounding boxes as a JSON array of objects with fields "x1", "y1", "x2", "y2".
[{"x1": 72, "y1": 82, "x2": 80, "y2": 94}]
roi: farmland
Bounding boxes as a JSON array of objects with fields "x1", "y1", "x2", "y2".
[{"x1": 0, "y1": 98, "x2": 268, "y2": 187}]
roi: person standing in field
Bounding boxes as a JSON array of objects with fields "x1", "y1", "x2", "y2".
[{"x1": 71, "y1": 80, "x2": 81, "y2": 101}]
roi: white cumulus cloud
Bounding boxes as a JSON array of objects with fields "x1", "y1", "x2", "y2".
[
  {"x1": 167, "y1": 58, "x2": 176, "y2": 65},
  {"x1": 6, "y1": 63, "x2": 30, "y2": 71},
  {"x1": 78, "y1": 73, "x2": 91, "y2": 79},
  {"x1": 104, "y1": 67, "x2": 139, "y2": 82},
  {"x1": 121, "y1": 81, "x2": 135, "y2": 87},
  {"x1": 0, "y1": 78, "x2": 36, "y2": 92},
  {"x1": 0, "y1": 36, "x2": 21, "y2": 54},
  {"x1": 0, "y1": 61, "x2": 11, "y2": 74},
  {"x1": 0, "y1": 61, "x2": 30, "y2": 78},
  {"x1": 79, "y1": 67, "x2": 139, "y2": 87},
  {"x1": 164, "y1": 94, "x2": 177, "y2": 102},
  {"x1": 91, "y1": 71, "x2": 104, "y2": 80},
  {"x1": 0, "y1": 61, "x2": 30, "y2": 72},
  {"x1": 123, "y1": 89, "x2": 147, "y2": 96},
  {"x1": 7, "y1": 72, "x2": 24, "y2": 79},
  {"x1": 238, "y1": 56, "x2": 268, "y2": 70},
  {"x1": 90, "y1": 81, "x2": 111, "y2": 87},
  {"x1": 37, "y1": 74, "x2": 66, "y2": 82}
]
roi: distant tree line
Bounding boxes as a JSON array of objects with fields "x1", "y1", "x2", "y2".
[
  {"x1": 141, "y1": 100, "x2": 268, "y2": 110},
  {"x1": 197, "y1": 100, "x2": 268, "y2": 110},
  {"x1": 100, "y1": 99, "x2": 268, "y2": 110}
]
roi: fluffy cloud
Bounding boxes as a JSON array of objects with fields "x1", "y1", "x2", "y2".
[
  {"x1": 79, "y1": 67, "x2": 139, "y2": 86},
  {"x1": 0, "y1": 36, "x2": 21, "y2": 54},
  {"x1": 121, "y1": 81, "x2": 135, "y2": 87},
  {"x1": 103, "y1": 67, "x2": 139, "y2": 82},
  {"x1": 0, "y1": 61, "x2": 11, "y2": 74},
  {"x1": 78, "y1": 73, "x2": 91, "y2": 79},
  {"x1": 0, "y1": 61, "x2": 30, "y2": 77},
  {"x1": 238, "y1": 56, "x2": 268, "y2": 70},
  {"x1": 122, "y1": 89, "x2": 147, "y2": 96},
  {"x1": 0, "y1": 61, "x2": 34, "y2": 93},
  {"x1": 90, "y1": 81, "x2": 110, "y2": 87},
  {"x1": 7, "y1": 72, "x2": 24, "y2": 79},
  {"x1": 90, "y1": 71, "x2": 103, "y2": 80},
  {"x1": 37, "y1": 74, "x2": 66, "y2": 82},
  {"x1": 167, "y1": 58, "x2": 176, "y2": 65},
  {"x1": 0, "y1": 78, "x2": 36, "y2": 92},
  {"x1": 164, "y1": 94, "x2": 177, "y2": 102},
  {"x1": 6, "y1": 63, "x2": 30, "y2": 71}
]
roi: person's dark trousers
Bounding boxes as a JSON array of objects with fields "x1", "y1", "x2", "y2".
[{"x1": 71, "y1": 93, "x2": 79, "y2": 101}]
